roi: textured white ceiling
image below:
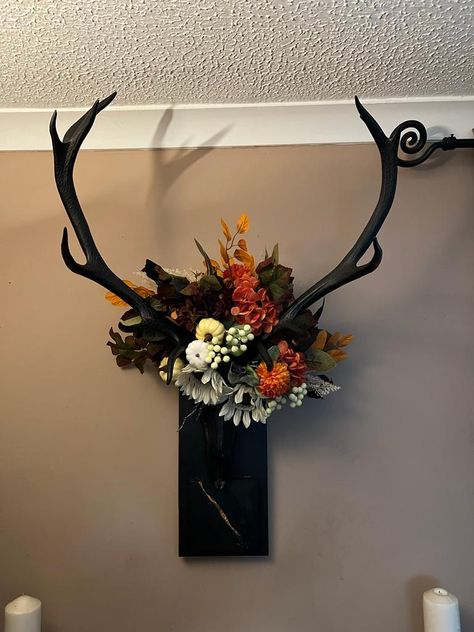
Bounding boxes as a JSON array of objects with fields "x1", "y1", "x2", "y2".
[{"x1": 1, "y1": 0, "x2": 473, "y2": 107}]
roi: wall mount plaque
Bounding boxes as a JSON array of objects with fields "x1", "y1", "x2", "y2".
[{"x1": 50, "y1": 93, "x2": 473, "y2": 557}]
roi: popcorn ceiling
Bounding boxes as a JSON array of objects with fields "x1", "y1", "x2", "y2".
[{"x1": 0, "y1": 0, "x2": 472, "y2": 107}]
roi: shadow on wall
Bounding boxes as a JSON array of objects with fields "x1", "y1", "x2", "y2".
[{"x1": 146, "y1": 108, "x2": 230, "y2": 241}]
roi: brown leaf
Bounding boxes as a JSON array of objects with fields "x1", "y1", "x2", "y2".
[
  {"x1": 116, "y1": 355, "x2": 132, "y2": 368},
  {"x1": 237, "y1": 238, "x2": 248, "y2": 251},
  {"x1": 220, "y1": 218, "x2": 232, "y2": 241},
  {"x1": 194, "y1": 239, "x2": 215, "y2": 275}
]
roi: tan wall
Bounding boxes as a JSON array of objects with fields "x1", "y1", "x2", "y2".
[{"x1": 0, "y1": 144, "x2": 473, "y2": 632}]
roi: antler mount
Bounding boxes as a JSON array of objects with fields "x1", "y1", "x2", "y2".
[{"x1": 51, "y1": 93, "x2": 470, "y2": 372}]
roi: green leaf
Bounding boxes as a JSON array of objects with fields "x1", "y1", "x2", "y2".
[
  {"x1": 228, "y1": 362, "x2": 259, "y2": 386},
  {"x1": 305, "y1": 348, "x2": 337, "y2": 372},
  {"x1": 179, "y1": 281, "x2": 200, "y2": 296},
  {"x1": 267, "y1": 345, "x2": 280, "y2": 362},
  {"x1": 150, "y1": 297, "x2": 164, "y2": 311},
  {"x1": 228, "y1": 363, "x2": 243, "y2": 385},
  {"x1": 141, "y1": 329, "x2": 166, "y2": 342},
  {"x1": 199, "y1": 274, "x2": 221, "y2": 292},
  {"x1": 194, "y1": 239, "x2": 215, "y2": 275},
  {"x1": 244, "y1": 366, "x2": 259, "y2": 386},
  {"x1": 120, "y1": 314, "x2": 143, "y2": 328},
  {"x1": 170, "y1": 276, "x2": 190, "y2": 293},
  {"x1": 258, "y1": 262, "x2": 294, "y2": 304},
  {"x1": 271, "y1": 243, "x2": 279, "y2": 264}
]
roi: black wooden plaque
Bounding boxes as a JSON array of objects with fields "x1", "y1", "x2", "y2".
[{"x1": 178, "y1": 394, "x2": 268, "y2": 557}]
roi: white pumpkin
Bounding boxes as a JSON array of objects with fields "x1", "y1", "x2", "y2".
[{"x1": 185, "y1": 340, "x2": 210, "y2": 371}]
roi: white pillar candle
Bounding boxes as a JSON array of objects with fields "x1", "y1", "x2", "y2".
[
  {"x1": 423, "y1": 588, "x2": 461, "y2": 632},
  {"x1": 4, "y1": 596, "x2": 41, "y2": 632}
]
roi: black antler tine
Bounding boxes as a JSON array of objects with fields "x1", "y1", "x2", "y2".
[
  {"x1": 51, "y1": 95, "x2": 190, "y2": 376},
  {"x1": 274, "y1": 97, "x2": 403, "y2": 325}
]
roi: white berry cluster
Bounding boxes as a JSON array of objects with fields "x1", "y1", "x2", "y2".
[
  {"x1": 205, "y1": 324, "x2": 255, "y2": 369},
  {"x1": 288, "y1": 383, "x2": 308, "y2": 408},
  {"x1": 265, "y1": 383, "x2": 308, "y2": 415}
]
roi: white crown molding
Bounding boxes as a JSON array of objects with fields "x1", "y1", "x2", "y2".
[{"x1": 0, "y1": 97, "x2": 473, "y2": 151}]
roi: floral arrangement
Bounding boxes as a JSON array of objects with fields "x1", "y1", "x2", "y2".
[{"x1": 106, "y1": 215, "x2": 352, "y2": 428}]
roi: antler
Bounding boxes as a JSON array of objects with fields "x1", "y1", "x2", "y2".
[
  {"x1": 50, "y1": 93, "x2": 190, "y2": 382},
  {"x1": 277, "y1": 97, "x2": 419, "y2": 326}
]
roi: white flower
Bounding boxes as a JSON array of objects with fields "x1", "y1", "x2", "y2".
[
  {"x1": 219, "y1": 384, "x2": 269, "y2": 428},
  {"x1": 185, "y1": 340, "x2": 209, "y2": 371},
  {"x1": 176, "y1": 366, "x2": 233, "y2": 406}
]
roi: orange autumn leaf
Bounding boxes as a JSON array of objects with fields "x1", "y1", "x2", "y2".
[
  {"x1": 237, "y1": 238, "x2": 248, "y2": 251},
  {"x1": 105, "y1": 280, "x2": 154, "y2": 307},
  {"x1": 209, "y1": 258, "x2": 222, "y2": 271},
  {"x1": 327, "y1": 349, "x2": 348, "y2": 362},
  {"x1": 314, "y1": 330, "x2": 328, "y2": 350},
  {"x1": 220, "y1": 218, "x2": 232, "y2": 241},
  {"x1": 236, "y1": 213, "x2": 249, "y2": 234},
  {"x1": 234, "y1": 248, "x2": 254, "y2": 269},
  {"x1": 233, "y1": 247, "x2": 247, "y2": 260},
  {"x1": 327, "y1": 331, "x2": 342, "y2": 346},
  {"x1": 135, "y1": 286, "x2": 155, "y2": 299},
  {"x1": 218, "y1": 238, "x2": 230, "y2": 268},
  {"x1": 337, "y1": 334, "x2": 354, "y2": 348}
]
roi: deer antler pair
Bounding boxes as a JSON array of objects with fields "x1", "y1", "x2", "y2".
[{"x1": 50, "y1": 94, "x2": 420, "y2": 375}]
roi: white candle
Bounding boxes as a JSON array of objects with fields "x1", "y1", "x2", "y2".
[
  {"x1": 423, "y1": 588, "x2": 461, "y2": 632},
  {"x1": 4, "y1": 596, "x2": 41, "y2": 632}
]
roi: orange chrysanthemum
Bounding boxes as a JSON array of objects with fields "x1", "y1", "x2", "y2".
[
  {"x1": 228, "y1": 267, "x2": 279, "y2": 335},
  {"x1": 256, "y1": 361, "x2": 290, "y2": 398}
]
